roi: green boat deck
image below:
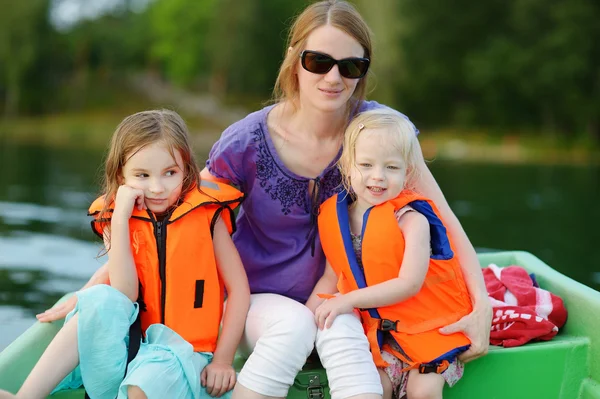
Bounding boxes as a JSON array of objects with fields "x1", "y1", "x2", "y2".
[{"x1": 1, "y1": 251, "x2": 599, "y2": 398}]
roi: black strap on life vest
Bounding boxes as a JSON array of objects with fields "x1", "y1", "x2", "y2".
[
  {"x1": 418, "y1": 359, "x2": 450, "y2": 374},
  {"x1": 378, "y1": 318, "x2": 399, "y2": 332},
  {"x1": 83, "y1": 312, "x2": 142, "y2": 399}
]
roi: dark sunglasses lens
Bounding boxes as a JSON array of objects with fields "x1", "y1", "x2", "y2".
[
  {"x1": 303, "y1": 52, "x2": 335, "y2": 74},
  {"x1": 339, "y1": 59, "x2": 369, "y2": 79}
]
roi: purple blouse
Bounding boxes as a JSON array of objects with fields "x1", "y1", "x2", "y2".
[{"x1": 206, "y1": 100, "x2": 418, "y2": 303}]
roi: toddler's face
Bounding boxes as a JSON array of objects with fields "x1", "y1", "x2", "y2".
[{"x1": 350, "y1": 128, "x2": 406, "y2": 209}]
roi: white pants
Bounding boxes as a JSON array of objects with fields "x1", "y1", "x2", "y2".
[{"x1": 236, "y1": 293, "x2": 382, "y2": 399}]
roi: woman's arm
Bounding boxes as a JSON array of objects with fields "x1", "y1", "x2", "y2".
[
  {"x1": 200, "y1": 167, "x2": 232, "y2": 185},
  {"x1": 36, "y1": 263, "x2": 110, "y2": 322},
  {"x1": 413, "y1": 140, "x2": 492, "y2": 362},
  {"x1": 211, "y1": 218, "x2": 251, "y2": 366}
]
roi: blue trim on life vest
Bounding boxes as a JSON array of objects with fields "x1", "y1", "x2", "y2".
[
  {"x1": 336, "y1": 191, "x2": 382, "y2": 330},
  {"x1": 409, "y1": 200, "x2": 454, "y2": 260},
  {"x1": 429, "y1": 344, "x2": 471, "y2": 364}
]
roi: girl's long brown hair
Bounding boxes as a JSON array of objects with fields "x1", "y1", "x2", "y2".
[{"x1": 98, "y1": 109, "x2": 200, "y2": 244}]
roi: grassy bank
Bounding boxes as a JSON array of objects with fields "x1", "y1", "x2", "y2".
[
  {"x1": 0, "y1": 110, "x2": 225, "y2": 155},
  {"x1": 2, "y1": 111, "x2": 599, "y2": 166}
]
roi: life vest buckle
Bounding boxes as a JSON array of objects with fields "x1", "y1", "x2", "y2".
[
  {"x1": 378, "y1": 318, "x2": 399, "y2": 332},
  {"x1": 418, "y1": 359, "x2": 450, "y2": 374}
]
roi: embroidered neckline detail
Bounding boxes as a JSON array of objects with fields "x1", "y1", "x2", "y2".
[{"x1": 251, "y1": 127, "x2": 342, "y2": 215}]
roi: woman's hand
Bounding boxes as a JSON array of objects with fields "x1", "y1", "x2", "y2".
[
  {"x1": 439, "y1": 302, "x2": 493, "y2": 363},
  {"x1": 36, "y1": 295, "x2": 78, "y2": 323},
  {"x1": 314, "y1": 294, "x2": 354, "y2": 330},
  {"x1": 201, "y1": 361, "x2": 236, "y2": 398},
  {"x1": 36, "y1": 263, "x2": 109, "y2": 323}
]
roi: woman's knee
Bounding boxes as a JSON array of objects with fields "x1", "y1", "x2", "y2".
[
  {"x1": 127, "y1": 385, "x2": 147, "y2": 399},
  {"x1": 236, "y1": 296, "x2": 317, "y2": 397},
  {"x1": 315, "y1": 312, "x2": 367, "y2": 353},
  {"x1": 248, "y1": 294, "x2": 317, "y2": 353}
]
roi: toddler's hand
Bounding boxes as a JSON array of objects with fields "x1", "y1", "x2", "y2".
[
  {"x1": 201, "y1": 361, "x2": 236, "y2": 397},
  {"x1": 314, "y1": 294, "x2": 354, "y2": 330}
]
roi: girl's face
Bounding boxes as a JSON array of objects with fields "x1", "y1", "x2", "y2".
[
  {"x1": 297, "y1": 25, "x2": 364, "y2": 113},
  {"x1": 350, "y1": 128, "x2": 407, "y2": 210},
  {"x1": 121, "y1": 141, "x2": 184, "y2": 215}
]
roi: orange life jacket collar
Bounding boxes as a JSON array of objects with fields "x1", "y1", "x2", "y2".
[{"x1": 88, "y1": 180, "x2": 244, "y2": 352}]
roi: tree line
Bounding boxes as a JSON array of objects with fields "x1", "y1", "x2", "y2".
[{"x1": 1, "y1": 0, "x2": 599, "y2": 142}]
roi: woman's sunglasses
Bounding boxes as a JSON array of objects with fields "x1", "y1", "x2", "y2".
[{"x1": 300, "y1": 50, "x2": 370, "y2": 79}]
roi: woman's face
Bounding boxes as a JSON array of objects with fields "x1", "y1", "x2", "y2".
[{"x1": 296, "y1": 25, "x2": 365, "y2": 113}]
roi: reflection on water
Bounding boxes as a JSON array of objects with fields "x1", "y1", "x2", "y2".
[{"x1": 0, "y1": 139, "x2": 598, "y2": 349}]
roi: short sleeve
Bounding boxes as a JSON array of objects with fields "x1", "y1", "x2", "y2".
[{"x1": 206, "y1": 123, "x2": 245, "y2": 187}]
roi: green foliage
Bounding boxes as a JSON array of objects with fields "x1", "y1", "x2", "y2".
[
  {"x1": 0, "y1": 0, "x2": 51, "y2": 116},
  {"x1": 148, "y1": 0, "x2": 218, "y2": 86},
  {"x1": 1, "y1": 0, "x2": 598, "y2": 142}
]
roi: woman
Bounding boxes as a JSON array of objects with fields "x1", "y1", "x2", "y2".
[
  {"x1": 201, "y1": 1, "x2": 491, "y2": 398},
  {"x1": 39, "y1": 1, "x2": 491, "y2": 398}
]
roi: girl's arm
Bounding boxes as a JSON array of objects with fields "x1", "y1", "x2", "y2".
[
  {"x1": 201, "y1": 217, "x2": 250, "y2": 396},
  {"x1": 315, "y1": 211, "x2": 430, "y2": 329},
  {"x1": 211, "y1": 218, "x2": 251, "y2": 366},
  {"x1": 109, "y1": 185, "x2": 144, "y2": 302},
  {"x1": 305, "y1": 261, "x2": 339, "y2": 313},
  {"x1": 413, "y1": 140, "x2": 492, "y2": 362}
]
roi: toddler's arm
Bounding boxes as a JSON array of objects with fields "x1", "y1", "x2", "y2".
[
  {"x1": 343, "y1": 210, "x2": 430, "y2": 309},
  {"x1": 305, "y1": 261, "x2": 338, "y2": 313}
]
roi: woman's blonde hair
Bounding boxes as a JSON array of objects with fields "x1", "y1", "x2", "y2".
[
  {"x1": 273, "y1": 0, "x2": 373, "y2": 113},
  {"x1": 339, "y1": 108, "x2": 423, "y2": 193},
  {"x1": 98, "y1": 109, "x2": 200, "y2": 229}
]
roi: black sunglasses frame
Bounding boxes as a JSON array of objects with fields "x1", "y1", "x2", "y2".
[{"x1": 300, "y1": 50, "x2": 370, "y2": 79}]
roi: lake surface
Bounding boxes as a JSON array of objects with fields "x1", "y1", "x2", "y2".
[{"x1": 1, "y1": 139, "x2": 598, "y2": 350}]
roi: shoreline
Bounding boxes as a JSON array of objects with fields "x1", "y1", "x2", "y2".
[{"x1": 2, "y1": 112, "x2": 598, "y2": 166}]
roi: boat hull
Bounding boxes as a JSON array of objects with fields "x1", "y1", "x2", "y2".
[{"x1": 1, "y1": 251, "x2": 599, "y2": 398}]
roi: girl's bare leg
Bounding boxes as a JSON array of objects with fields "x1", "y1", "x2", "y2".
[
  {"x1": 127, "y1": 385, "x2": 148, "y2": 399},
  {"x1": 15, "y1": 314, "x2": 80, "y2": 398}
]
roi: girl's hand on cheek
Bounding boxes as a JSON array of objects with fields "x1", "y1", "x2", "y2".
[{"x1": 113, "y1": 185, "x2": 146, "y2": 222}]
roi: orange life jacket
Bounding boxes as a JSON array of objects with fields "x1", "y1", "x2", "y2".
[
  {"x1": 318, "y1": 190, "x2": 472, "y2": 369},
  {"x1": 88, "y1": 180, "x2": 244, "y2": 352}
]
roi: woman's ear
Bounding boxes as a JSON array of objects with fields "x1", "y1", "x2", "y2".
[{"x1": 287, "y1": 46, "x2": 293, "y2": 55}]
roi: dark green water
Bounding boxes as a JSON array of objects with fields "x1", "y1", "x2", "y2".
[{"x1": 0, "y1": 140, "x2": 598, "y2": 349}]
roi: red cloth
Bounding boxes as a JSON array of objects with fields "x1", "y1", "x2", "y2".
[{"x1": 484, "y1": 264, "x2": 567, "y2": 347}]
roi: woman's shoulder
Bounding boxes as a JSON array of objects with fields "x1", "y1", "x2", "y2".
[{"x1": 224, "y1": 104, "x2": 274, "y2": 137}]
